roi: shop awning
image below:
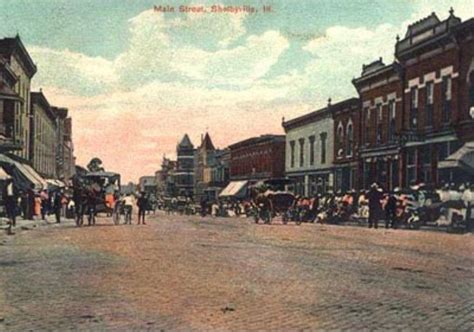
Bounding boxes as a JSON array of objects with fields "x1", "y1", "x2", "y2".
[
  {"x1": 0, "y1": 154, "x2": 46, "y2": 190},
  {"x1": 46, "y1": 179, "x2": 66, "y2": 189},
  {"x1": 0, "y1": 166, "x2": 11, "y2": 180},
  {"x1": 219, "y1": 181, "x2": 248, "y2": 198},
  {"x1": 438, "y1": 142, "x2": 474, "y2": 173}
]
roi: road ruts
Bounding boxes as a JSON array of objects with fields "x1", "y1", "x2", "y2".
[{"x1": 0, "y1": 213, "x2": 472, "y2": 330}]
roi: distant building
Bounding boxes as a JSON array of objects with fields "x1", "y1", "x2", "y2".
[
  {"x1": 139, "y1": 176, "x2": 157, "y2": 195},
  {"x1": 228, "y1": 134, "x2": 285, "y2": 181},
  {"x1": 194, "y1": 133, "x2": 230, "y2": 201},
  {"x1": 175, "y1": 134, "x2": 195, "y2": 197},
  {"x1": 30, "y1": 90, "x2": 57, "y2": 179},
  {"x1": 156, "y1": 156, "x2": 177, "y2": 197}
]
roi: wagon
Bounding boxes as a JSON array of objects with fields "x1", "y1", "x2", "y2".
[
  {"x1": 79, "y1": 171, "x2": 121, "y2": 225},
  {"x1": 267, "y1": 191, "x2": 296, "y2": 224}
]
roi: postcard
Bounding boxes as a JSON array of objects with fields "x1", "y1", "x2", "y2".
[{"x1": 0, "y1": 0, "x2": 473, "y2": 330}]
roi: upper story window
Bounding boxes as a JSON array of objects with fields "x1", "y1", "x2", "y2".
[
  {"x1": 425, "y1": 81, "x2": 434, "y2": 127},
  {"x1": 376, "y1": 104, "x2": 382, "y2": 144},
  {"x1": 442, "y1": 76, "x2": 452, "y2": 123},
  {"x1": 337, "y1": 123, "x2": 344, "y2": 156},
  {"x1": 388, "y1": 100, "x2": 396, "y2": 142},
  {"x1": 309, "y1": 135, "x2": 315, "y2": 166},
  {"x1": 346, "y1": 122, "x2": 353, "y2": 157},
  {"x1": 469, "y1": 72, "x2": 474, "y2": 111},
  {"x1": 290, "y1": 141, "x2": 295, "y2": 168},
  {"x1": 410, "y1": 87, "x2": 418, "y2": 128},
  {"x1": 320, "y1": 132, "x2": 327, "y2": 164},
  {"x1": 299, "y1": 138, "x2": 305, "y2": 167},
  {"x1": 363, "y1": 108, "x2": 370, "y2": 145}
]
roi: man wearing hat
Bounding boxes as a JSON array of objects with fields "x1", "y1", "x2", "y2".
[{"x1": 368, "y1": 183, "x2": 383, "y2": 228}]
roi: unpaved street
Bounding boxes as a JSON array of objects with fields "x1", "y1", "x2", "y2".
[{"x1": 0, "y1": 214, "x2": 473, "y2": 330}]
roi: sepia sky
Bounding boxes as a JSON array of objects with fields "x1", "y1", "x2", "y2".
[{"x1": 0, "y1": 0, "x2": 473, "y2": 182}]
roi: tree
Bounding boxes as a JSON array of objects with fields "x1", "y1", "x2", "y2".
[{"x1": 87, "y1": 157, "x2": 105, "y2": 172}]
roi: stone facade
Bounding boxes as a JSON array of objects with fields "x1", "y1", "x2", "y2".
[
  {"x1": 283, "y1": 103, "x2": 334, "y2": 196},
  {"x1": 30, "y1": 91, "x2": 57, "y2": 178},
  {"x1": 0, "y1": 35, "x2": 37, "y2": 161},
  {"x1": 0, "y1": 57, "x2": 22, "y2": 152}
]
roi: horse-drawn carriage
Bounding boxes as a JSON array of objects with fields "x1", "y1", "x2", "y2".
[
  {"x1": 73, "y1": 171, "x2": 121, "y2": 226},
  {"x1": 251, "y1": 188, "x2": 296, "y2": 225}
]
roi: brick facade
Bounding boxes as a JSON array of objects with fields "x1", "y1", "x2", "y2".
[{"x1": 229, "y1": 135, "x2": 285, "y2": 181}]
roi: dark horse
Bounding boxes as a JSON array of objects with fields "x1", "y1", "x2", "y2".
[{"x1": 249, "y1": 187, "x2": 273, "y2": 224}]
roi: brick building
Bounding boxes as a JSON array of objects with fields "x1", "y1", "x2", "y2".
[
  {"x1": 228, "y1": 135, "x2": 285, "y2": 181},
  {"x1": 331, "y1": 98, "x2": 360, "y2": 192},
  {"x1": 353, "y1": 60, "x2": 404, "y2": 190},
  {"x1": 395, "y1": 9, "x2": 474, "y2": 186},
  {"x1": 349, "y1": 9, "x2": 474, "y2": 190}
]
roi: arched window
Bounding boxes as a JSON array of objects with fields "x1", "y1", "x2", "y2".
[
  {"x1": 337, "y1": 122, "x2": 344, "y2": 152},
  {"x1": 346, "y1": 121, "x2": 353, "y2": 157}
]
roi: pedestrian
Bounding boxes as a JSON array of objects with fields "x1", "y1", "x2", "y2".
[
  {"x1": 368, "y1": 183, "x2": 383, "y2": 228},
  {"x1": 4, "y1": 180, "x2": 17, "y2": 230},
  {"x1": 200, "y1": 196, "x2": 208, "y2": 217},
  {"x1": 122, "y1": 193, "x2": 134, "y2": 224},
  {"x1": 40, "y1": 190, "x2": 49, "y2": 220},
  {"x1": 385, "y1": 190, "x2": 398, "y2": 229},
  {"x1": 52, "y1": 190, "x2": 64, "y2": 223},
  {"x1": 137, "y1": 192, "x2": 148, "y2": 225},
  {"x1": 34, "y1": 192, "x2": 41, "y2": 220}
]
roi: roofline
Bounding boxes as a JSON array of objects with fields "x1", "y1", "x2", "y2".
[
  {"x1": 0, "y1": 35, "x2": 37, "y2": 78},
  {"x1": 228, "y1": 135, "x2": 285, "y2": 150},
  {"x1": 282, "y1": 97, "x2": 359, "y2": 131},
  {"x1": 352, "y1": 62, "x2": 402, "y2": 88}
]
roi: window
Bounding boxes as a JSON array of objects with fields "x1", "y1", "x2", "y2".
[
  {"x1": 309, "y1": 136, "x2": 315, "y2": 166},
  {"x1": 299, "y1": 138, "x2": 305, "y2": 167},
  {"x1": 290, "y1": 141, "x2": 295, "y2": 168},
  {"x1": 469, "y1": 72, "x2": 474, "y2": 110},
  {"x1": 346, "y1": 122, "x2": 353, "y2": 157},
  {"x1": 420, "y1": 145, "x2": 432, "y2": 183},
  {"x1": 410, "y1": 87, "x2": 418, "y2": 128},
  {"x1": 320, "y1": 132, "x2": 327, "y2": 164},
  {"x1": 406, "y1": 148, "x2": 417, "y2": 186},
  {"x1": 425, "y1": 81, "x2": 434, "y2": 127},
  {"x1": 363, "y1": 108, "x2": 370, "y2": 144},
  {"x1": 337, "y1": 123, "x2": 344, "y2": 157},
  {"x1": 376, "y1": 104, "x2": 382, "y2": 143},
  {"x1": 388, "y1": 100, "x2": 396, "y2": 142},
  {"x1": 442, "y1": 76, "x2": 452, "y2": 123}
]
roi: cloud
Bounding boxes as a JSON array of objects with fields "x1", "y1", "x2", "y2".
[{"x1": 27, "y1": 2, "x2": 473, "y2": 181}]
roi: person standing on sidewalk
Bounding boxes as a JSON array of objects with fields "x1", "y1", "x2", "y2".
[
  {"x1": 4, "y1": 180, "x2": 17, "y2": 230},
  {"x1": 368, "y1": 183, "x2": 383, "y2": 229},
  {"x1": 52, "y1": 190, "x2": 64, "y2": 223},
  {"x1": 136, "y1": 192, "x2": 148, "y2": 225}
]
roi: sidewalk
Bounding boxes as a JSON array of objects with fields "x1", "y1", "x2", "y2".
[{"x1": 0, "y1": 214, "x2": 74, "y2": 237}]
